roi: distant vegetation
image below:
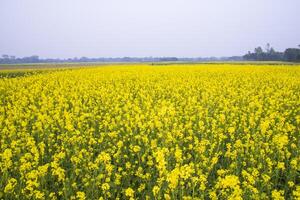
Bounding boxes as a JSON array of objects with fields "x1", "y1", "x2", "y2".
[
  {"x1": 1, "y1": 44, "x2": 299, "y2": 64},
  {"x1": 0, "y1": 55, "x2": 244, "y2": 64},
  {"x1": 243, "y1": 44, "x2": 300, "y2": 62}
]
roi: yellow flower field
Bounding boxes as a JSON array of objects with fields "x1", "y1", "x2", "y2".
[{"x1": 0, "y1": 64, "x2": 300, "y2": 199}]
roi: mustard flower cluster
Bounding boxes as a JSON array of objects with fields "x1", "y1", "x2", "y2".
[{"x1": 0, "y1": 64, "x2": 299, "y2": 199}]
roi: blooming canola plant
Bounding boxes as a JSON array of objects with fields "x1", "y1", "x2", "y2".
[{"x1": 0, "y1": 64, "x2": 300, "y2": 199}]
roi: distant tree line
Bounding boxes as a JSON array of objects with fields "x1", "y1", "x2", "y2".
[
  {"x1": 2, "y1": 44, "x2": 299, "y2": 64},
  {"x1": 0, "y1": 55, "x2": 41, "y2": 64},
  {"x1": 243, "y1": 44, "x2": 300, "y2": 62},
  {"x1": 0, "y1": 55, "x2": 243, "y2": 64}
]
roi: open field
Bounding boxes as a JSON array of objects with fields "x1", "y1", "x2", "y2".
[
  {"x1": 0, "y1": 62, "x2": 110, "y2": 70},
  {"x1": 0, "y1": 64, "x2": 300, "y2": 199},
  {"x1": 0, "y1": 61, "x2": 299, "y2": 71}
]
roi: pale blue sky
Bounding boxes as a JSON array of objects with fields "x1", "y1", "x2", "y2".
[{"x1": 0, "y1": 0, "x2": 299, "y2": 58}]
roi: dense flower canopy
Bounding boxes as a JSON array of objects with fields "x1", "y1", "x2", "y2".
[{"x1": 0, "y1": 64, "x2": 300, "y2": 199}]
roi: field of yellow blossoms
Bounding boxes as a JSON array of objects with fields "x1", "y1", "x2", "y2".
[{"x1": 0, "y1": 64, "x2": 300, "y2": 200}]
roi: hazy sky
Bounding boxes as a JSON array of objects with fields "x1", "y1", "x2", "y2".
[{"x1": 0, "y1": 0, "x2": 299, "y2": 58}]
